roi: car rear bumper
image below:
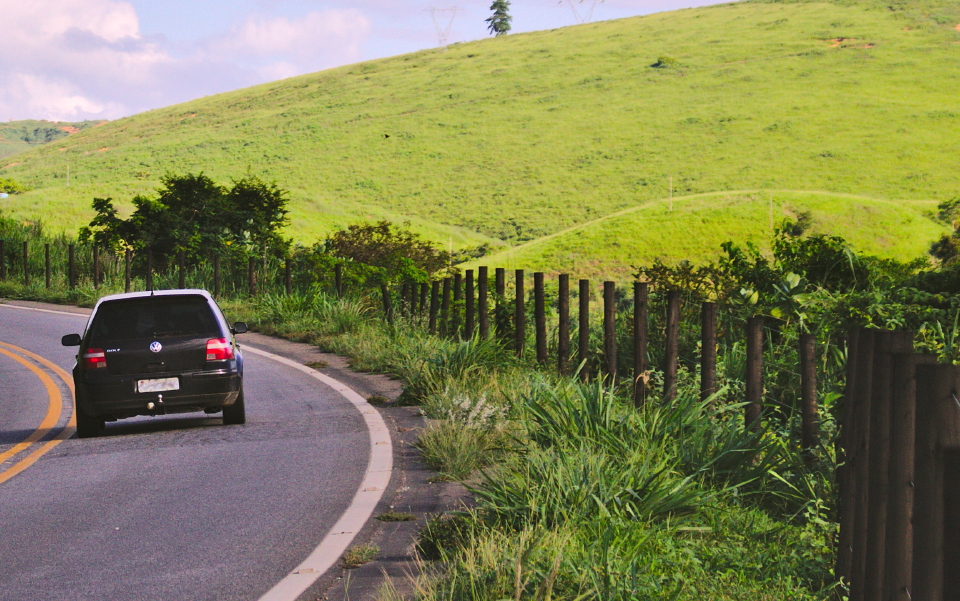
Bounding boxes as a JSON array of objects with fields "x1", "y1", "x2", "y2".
[{"x1": 77, "y1": 368, "x2": 242, "y2": 420}]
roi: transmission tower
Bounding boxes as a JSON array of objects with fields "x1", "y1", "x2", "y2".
[
  {"x1": 424, "y1": 6, "x2": 463, "y2": 48},
  {"x1": 564, "y1": 0, "x2": 600, "y2": 24}
]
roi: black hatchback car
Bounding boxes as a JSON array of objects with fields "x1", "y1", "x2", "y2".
[{"x1": 62, "y1": 289, "x2": 247, "y2": 438}]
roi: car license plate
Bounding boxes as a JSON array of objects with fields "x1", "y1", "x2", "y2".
[{"x1": 137, "y1": 378, "x2": 180, "y2": 393}]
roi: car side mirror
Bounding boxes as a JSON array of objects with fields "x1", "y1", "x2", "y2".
[
  {"x1": 62, "y1": 333, "x2": 82, "y2": 347},
  {"x1": 232, "y1": 322, "x2": 247, "y2": 334}
]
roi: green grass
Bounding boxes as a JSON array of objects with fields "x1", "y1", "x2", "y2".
[
  {"x1": 1, "y1": 0, "x2": 959, "y2": 265},
  {"x1": 467, "y1": 190, "x2": 947, "y2": 278},
  {"x1": 0, "y1": 120, "x2": 104, "y2": 159}
]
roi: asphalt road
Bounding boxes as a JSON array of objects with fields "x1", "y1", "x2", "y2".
[{"x1": 0, "y1": 303, "x2": 371, "y2": 601}]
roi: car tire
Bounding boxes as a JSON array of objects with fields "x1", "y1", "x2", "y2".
[
  {"x1": 75, "y1": 407, "x2": 104, "y2": 439},
  {"x1": 223, "y1": 388, "x2": 246, "y2": 425}
]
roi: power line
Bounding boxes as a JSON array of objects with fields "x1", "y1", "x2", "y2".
[
  {"x1": 562, "y1": 0, "x2": 600, "y2": 24},
  {"x1": 424, "y1": 6, "x2": 463, "y2": 48}
]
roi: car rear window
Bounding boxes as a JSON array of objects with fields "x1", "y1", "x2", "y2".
[{"x1": 89, "y1": 296, "x2": 220, "y2": 343}]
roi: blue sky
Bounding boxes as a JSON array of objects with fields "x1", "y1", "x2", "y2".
[{"x1": 1, "y1": 0, "x2": 723, "y2": 122}]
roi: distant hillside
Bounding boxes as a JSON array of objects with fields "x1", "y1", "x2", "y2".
[
  {"x1": 1, "y1": 0, "x2": 958, "y2": 268},
  {"x1": 0, "y1": 120, "x2": 105, "y2": 159}
]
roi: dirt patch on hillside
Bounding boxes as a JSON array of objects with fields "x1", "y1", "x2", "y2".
[
  {"x1": 954, "y1": 23, "x2": 960, "y2": 31},
  {"x1": 58, "y1": 126, "x2": 79, "y2": 134},
  {"x1": 97, "y1": 147, "x2": 110, "y2": 153},
  {"x1": 1, "y1": 162, "x2": 19, "y2": 169},
  {"x1": 828, "y1": 37, "x2": 848, "y2": 47}
]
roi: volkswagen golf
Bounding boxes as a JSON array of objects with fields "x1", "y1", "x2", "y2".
[{"x1": 62, "y1": 289, "x2": 247, "y2": 438}]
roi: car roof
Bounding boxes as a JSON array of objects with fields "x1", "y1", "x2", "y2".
[{"x1": 92, "y1": 289, "x2": 215, "y2": 307}]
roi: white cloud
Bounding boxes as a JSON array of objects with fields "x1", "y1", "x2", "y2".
[
  {"x1": 0, "y1": 0, "x2": 372, "y2": 121},
  {"x1": 206, "y1": 10, "x2": 371, "y2": 76}
]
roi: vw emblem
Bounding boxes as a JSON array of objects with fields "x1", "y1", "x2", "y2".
[{"x1": 150, "y1": 341, "x2": 162, "y2": 353}]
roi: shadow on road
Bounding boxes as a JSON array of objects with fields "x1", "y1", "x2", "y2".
[{"x1": 97, "y1": 414, "x2": 224, "y2": 438}]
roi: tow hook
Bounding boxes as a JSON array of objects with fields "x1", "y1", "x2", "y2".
[{"x1": 147, "y1": 394, "x2": 166, "y2": 415}]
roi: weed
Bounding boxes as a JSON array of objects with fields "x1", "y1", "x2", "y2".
[
  {"x1": 376, "y1": 511, "x2": 417, "y2": 522},
  {"x1": 341, "y1": 543, "x2": 379, "y2": 569}
]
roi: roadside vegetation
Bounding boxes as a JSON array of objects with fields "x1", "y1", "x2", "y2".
[
  {"x1": 1, "y1": 0, "x2": 959, "y2": 273},
  {"x1": 6, "y1": 200, "x2": 960, "y2": 597}
]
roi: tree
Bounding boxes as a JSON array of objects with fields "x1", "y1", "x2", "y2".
[
  {"x1": 326, "y1": 221, "x2": 450, "y2": 284},
  {"x1": 79, "y1": 172, "x2": 289, "y2": 269},
  {"x1": 486, "y1": 0, "x2": 512, "y2": 36}
]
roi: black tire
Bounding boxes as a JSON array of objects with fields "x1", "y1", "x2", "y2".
[
  {"x1": 223, "y1": 388, "x2": 246, "y2": 425},
  {"x1": 75, "y1": 407, "x2": 103, "y2": 439}
]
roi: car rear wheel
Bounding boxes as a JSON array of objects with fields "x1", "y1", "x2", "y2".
[
  {"x1": 223, "y1": 388, "x2": 246, "y2": 425},
  {"x1": 75, "y1": 408, "x2": 104, "y2": 438}
]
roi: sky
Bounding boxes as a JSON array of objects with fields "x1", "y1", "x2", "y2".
[{"x1": 1, "y1": 0, "x2": 724, "y2": 123}]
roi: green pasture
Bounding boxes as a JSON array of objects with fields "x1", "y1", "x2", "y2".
[
  {"x1": 1, "y1": 0, "x2": 959, "y2": 263},
  {"x1": 467, "y1": 190, "x2": 946, "y2": 277}
]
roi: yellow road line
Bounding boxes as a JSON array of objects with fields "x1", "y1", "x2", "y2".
[
  {"x1": 0, "y1": 347, "x2": 62, "y2": 465},
  {"x1": 0, "y1": 342, "x2": 75, "y2": 485},
  {"x1": 0, "y1": 341, "x2": 76, "y2": 428}
]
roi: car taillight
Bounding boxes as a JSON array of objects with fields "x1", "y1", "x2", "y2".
[
  {"x1": 206, "y1": 338, "x2": 234, "y2": 361},
  {"x1": 82, "y1": 348, "x2": 107, "y2": 370}
]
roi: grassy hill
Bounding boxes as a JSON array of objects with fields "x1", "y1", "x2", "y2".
[
  {"x1": 466, "y1": 190, "x2": 945, "y2": 277},
  {"x1": 1, "y1": 0, "x2": 958, "y2": 268},
  {"x1": 0, "y1": 120, "x2": 105, "y2": 159}
]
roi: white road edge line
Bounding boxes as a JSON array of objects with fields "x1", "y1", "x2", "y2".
[
  {"x1": 243, "y1": 345, "x2": 394, "y2": 601},
  {"x1": 0, "y1": 303, "x2": 394, "y2": 601}
]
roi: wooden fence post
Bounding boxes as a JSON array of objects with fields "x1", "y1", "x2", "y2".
[
  {"x1": 701, "y1": 302, "x2": 718, "y2": 404},
  {"x1": 91, "y1": 244, "x2": 98, "y2": 289},
  {"x1": 849, "y1": 329, "x2": 877, "y2": 601},
  {"x1": 515, "y1": 269, "x2": 525, "y2": 358},
  {"x1": 664, "y1": 290, "x2": 681, "y2": 401},
  {"x1": 0, "y1": 239, "x2": 5, "y2": 281},
  {"x1": 912, "y1": 363, "x2": 960, "y2": 601},
  {"x1": 45, "y1": 244, "x2": 51, "y2": 289},
  {"x1": 799, "y1": 332, "x2": 817, "y2": 460},
  {"x1": 213, "y1": 255, "x2": 220, "y2": 297},
  {"x1": 478, "y1": 266, "x2": 489, "y2": 339},
  {"x1": 178, "y1": 250, "x2": 186, "y2": 289},
  {"x1": 579, "y1": 279, "x2": 590, "y2": 382},
  {"x1": 400, "y1": 282, "x2": 410, "y2": 317},
  {"x1": 429, "y1": 281, "x2": 439, "y2": 335},
  {"x1": 558, "y1": 274, "x2": 570, "y2": 375},
  {"x1": 634, "y1": 282, "x2": 648, "y2": 407},
  {"x1": 836, "y1": 329, "x2": 861, "y2": 589},
  {"x1": 146, "y1": 248, "x2": 153, "y2": 291},
  {"x1": 441, "y1": 278, "x2": 451, "y2": 337},
  {"x1": 745, "y1": 316, "x2": 763, "y2": 431},
  {"x1": 124, "y1": 249, "x2": 130, "y2": 292},
  {"x1": 534, "y1": 273, "x2": 547, "y2": 365},
  {"x1": 864, "y1": 331, "x2": 913, "y2": 601},
  {"x1": 23, "y1": 241, "x2": 29, "y2": 287},
  {"x1": 381, "y1": 283, "x2": 393, "y2": 323},
  {"x1": 420, "y1": 282, "x2": 428, "y2": 320},
  {"x1": 884, "y1": 352, "x2": 918, "y2": 601},
  {"x1": 603, "y1": 281, "x2": 616, "y2": 380},
  {"x1": 285, "y1": 258, "x2": 292, "y2": 295},
  {"x1": 335, "y1": 263, "x2": 343, "y2": 298},
  {"x1": 495, "y1": 268, "x2": 506, "y2": 339},
  {"x1": 466, "y1": 270, "x2": 475, "y2": 338},
  {"x1": 945, "y1": 449, "x2": 960, "y2": 600},
  {"x1": 68, "y1": 243, "x2": 75, "y2": 289},
  {"x1": 453, "y1": 273, "x2": 462, "y2": 338}
]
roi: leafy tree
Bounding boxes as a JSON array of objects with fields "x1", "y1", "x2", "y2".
[
  {"x1": 486, "y1": 0, "x2": 512, "y2": 36},
  {"x1": 79, "y1": 172, "x2": 289, "y2": 269},
  {"x1": 930, "y1": 197, "x2": 960, "y2": 264},
  {"x1": 326, "y1": 221, "x2": 450, "y2": 284},
  {"x1": 0, "y1": 177, "x2": 28, "y2": 194}
]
